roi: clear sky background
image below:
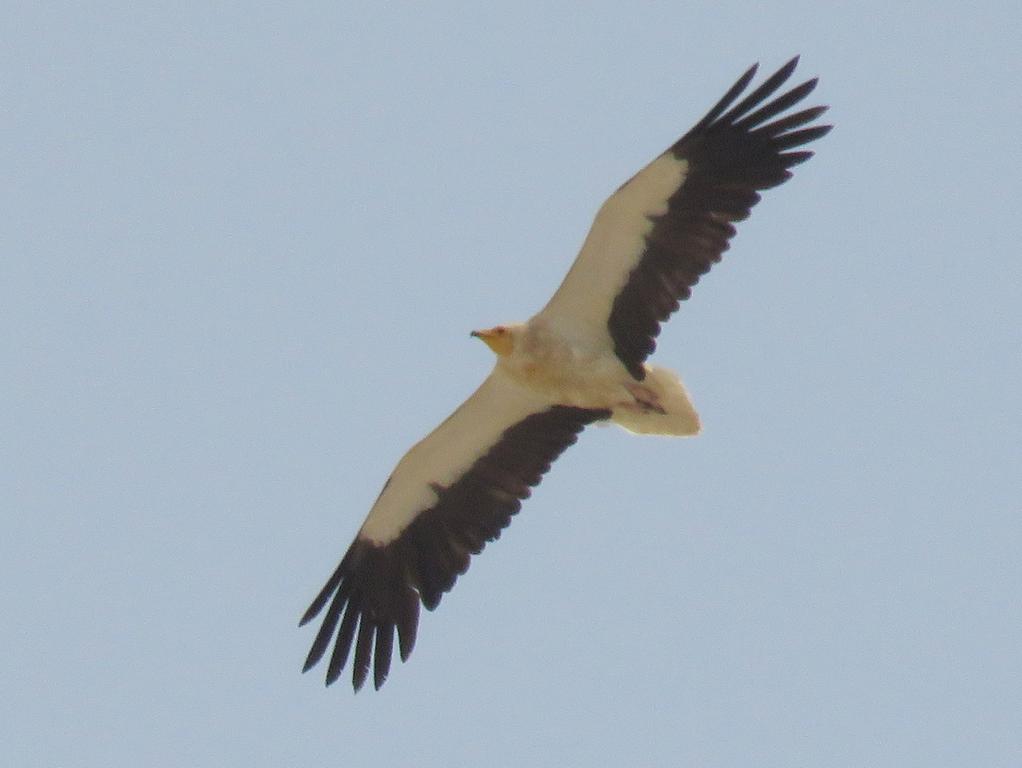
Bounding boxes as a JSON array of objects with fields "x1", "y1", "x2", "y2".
[{"x1": 3, "y1": 2, "x2": 1020, "y2": 766}]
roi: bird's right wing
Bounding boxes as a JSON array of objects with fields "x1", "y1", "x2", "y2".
[{"x1": 300, "y1": 366, "x2": 609, "y2": 690}]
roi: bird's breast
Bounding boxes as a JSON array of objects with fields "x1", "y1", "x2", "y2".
[{"x1": 503, "y1": 333, "x2": 626, "y2": 408}]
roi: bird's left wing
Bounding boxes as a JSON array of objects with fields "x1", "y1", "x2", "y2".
[
  {"x1": 300, "y1": 367, "x2": 609, "y2": 690},
  {"x1": 537, "y1": 57, "x2": 830, "y2": 379}
]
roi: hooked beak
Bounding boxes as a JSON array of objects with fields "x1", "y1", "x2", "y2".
[{"x1": 470, "y1": 328, "x2": 511, "y2": 356}]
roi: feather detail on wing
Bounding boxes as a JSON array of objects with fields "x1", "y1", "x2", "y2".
[
  {"x1": 538, "y1": 56, "x2": 831, "y2": 379},
  {"x1": 300, "y1": 368, "x2": 609, "y2": 690}
]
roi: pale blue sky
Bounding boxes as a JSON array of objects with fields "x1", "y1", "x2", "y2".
[{"x1": 3, "y1": 2, "x2": 1020, "y2": 766}]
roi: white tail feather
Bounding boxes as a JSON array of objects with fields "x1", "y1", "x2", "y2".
[{"x1": 611, "y1": 365, "x2": 701, "y2": 436}]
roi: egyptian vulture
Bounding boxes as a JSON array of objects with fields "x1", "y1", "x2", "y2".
[{"x1": 301, "y1": 57, "x2": 830, "y2": 690}]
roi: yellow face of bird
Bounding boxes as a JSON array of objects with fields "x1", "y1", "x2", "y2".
[{"x1": 471, "y1": 326, "x2": 514, "y2": 357}]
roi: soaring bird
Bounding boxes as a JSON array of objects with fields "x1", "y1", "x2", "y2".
[{"x1": 301, "y1": 57, "x2": 830, "y2": 691}]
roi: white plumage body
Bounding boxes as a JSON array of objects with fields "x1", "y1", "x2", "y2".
[{"x1": 301, "y1": 57, "x2": 831, "y2": 691}]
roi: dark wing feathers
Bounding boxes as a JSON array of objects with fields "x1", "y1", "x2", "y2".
[
  {"x1": 609, "y1": 57, "x2": 831, "y2": 379},
  {"x1": 300, "y1": 58, "x2": 828, "y2": 693},
  {"x1": 301, "y1": 405, "x2": 609, "y2": 691}
]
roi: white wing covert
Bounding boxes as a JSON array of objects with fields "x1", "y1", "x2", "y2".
[
  {"x1": 539, "y1": 57, "x2": 830, "y2": 379},
  {"x1": 300, "y1": 368, "x2": 609, "y2": 690}
]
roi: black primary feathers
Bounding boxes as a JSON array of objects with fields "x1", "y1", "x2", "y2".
[
  {"x1": 608, "y1": 57, "x2": 831, "y2": 379},
  {"x1": 301, "y1": 406, "x2": 608, "y2": 690}
]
